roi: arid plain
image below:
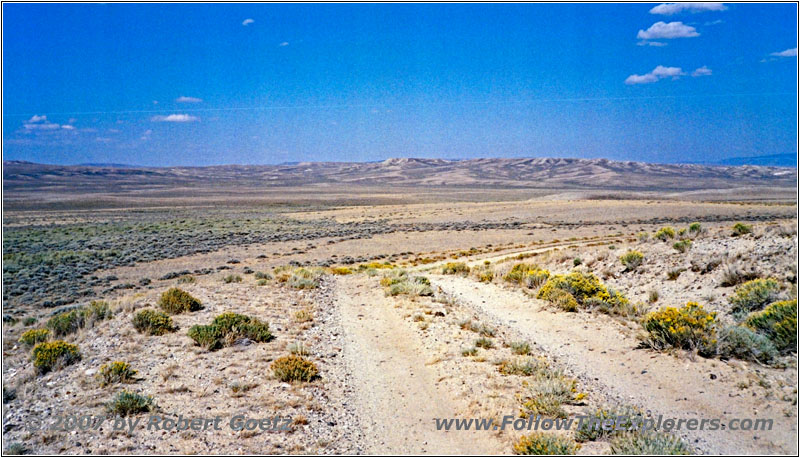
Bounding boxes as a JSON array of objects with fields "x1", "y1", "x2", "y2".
[{"x1": 2, "y1": 157, "x2": 798, "y2": 455}]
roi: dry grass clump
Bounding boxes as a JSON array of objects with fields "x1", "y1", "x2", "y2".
[
  {"x1": 519, "y1": 367, "x2": 586, "y2": 419},
  {"x1": 381, "y1": 269, "x2": 433, "y2": 297},
  {"x1": 158, "y1": 288, "x2": 202, "y2": 314},
  {"x1": 288, "y1": 267, "x2": 324, "y2": 289},
  {"x1": 132, "y1": 309, "x2": 175, "y2": 336},
  {"x1": 32, "y1": 340, "x2": 81, "y2": 374},
  {"x1": 271, "y1": 355, "x2": 319, "y2": 382},
  {"x1": 513, "y1": 433, "x2": 579, "y2": 455},
  {"x1": 328, "y1": 266, "x2": 353, "y2": 275}
]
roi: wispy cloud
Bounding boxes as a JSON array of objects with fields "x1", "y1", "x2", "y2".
[
  {"x1": 691, "y1": 66, "x2": 712, "y2": 77},
  {"x1": 242, "y1": 18, "x2": 254, "y2": 26},
  {"x1": 637, "y1": 40, "x2": 667, "y2": 47},
  {"x1": 650, "y1": 3, "x2": 727, "y2": 15},
  {"x1": 22, "y1": 115, "x2": 70, "y2": 131},
  {"x1": 638, "y1": 21, "x2": 699, "y2": 40},
  {"x1": 770, "y1": 47, "x2": 797, "y2": 57},
  {"x1": 151, "y1": 114, "x2": 198, "y2": 122},
  {"x1": 279, "y1": 41, "x2": 289, "y2": 47},
  {"x1": 176, "y1": 96, "x2": 203, "y2": 103},
  {"x1": 625, "y1": 65, "x2": 686, "y2": 85}
]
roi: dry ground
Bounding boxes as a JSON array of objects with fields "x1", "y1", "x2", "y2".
[{"x1": 2, "y1": 196, "x2": 797, "y2": 455}]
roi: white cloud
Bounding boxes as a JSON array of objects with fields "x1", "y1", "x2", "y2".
[
  {"x1": 176, "y1": 96, "x2": 203, "y2": 103},
  {"x1": 242, "y1": 18, "x2": 254, "y2": 26},
  {"x1": 151, "y1": 114, "x2": 198, "y2": 122},
  {"x1": 650, "y1": 3, "x2": 727, "y2": 15},
  {"x1": 770, "y1": 47, "x2": 797, "y2": 57},
  {"x1": 637, "y1": 21, "x2": 699, "y2": 40},
  {"x1": 625, "y1": 65, "x2": 685, "y2": 84},
  {"x1": 279, "y1": 41, "x2": 289, "y2": 47},
  {"x1": 637, "y1": 40, "x2": 667, "y2": 47},
  {"x1": 61, "y1": 125, "x2": 75, "y2": 130},
  {"x1": 692, "y1": 66, "x2": 712, "y2": 77},
  {"x1": 22, "y1": 115, "x2": 68, "y2": 131}
]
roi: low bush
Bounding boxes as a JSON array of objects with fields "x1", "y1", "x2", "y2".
[
  {"x1": 223, "y1": 274, "x2": 242, "y2": 284},
  {"x1": 107, "y1": 390, "x2": 155, "y2": 416},
  {"x1": 188, "y1": 312, "x2": 273, "y2": 350},
  {"x1": 329, "y1": 266, "x2": 353, "y2": 275},
  {"x1": 288, "y1": 268, "x2": 323, "y2": 289},
  {"x1": 538, "y1": 271, "x2": 629, "y2": 314},
  {"x1": 382, "y1": 270, "x2": 433, "y2": 297},
  {"x1": 728, "y1": 278, "x2": 782, "y2": 317},
  {"x1": 474, "y1": 337, "x2": 494, "y2": 349},
  {"x1": 575, "y1": 405, "x2": 642, "y2": 442},
  {"x1": 510, "y1": 341, "x2": 531, "y2": 355},
  {"x1": 608, "y1": 432, "x2": 692, "y2": 455},
  {"x1": 688, "y1": 222, "x2": 702, "y2": 234},
  {"x1": 504, "y1": 264, "x2": 550, "y2": 289},
  {"x1": 716, "y1": 325, "x2": 778, "y2": 364},
  {"x1": 158, "y1": 288, "x2": 202, "y2": 314},
  {"x1": 132, "y1": 309, "x2": 175, "y2": 336},
  {"x1": 498, "y1": 357, "x2": 548, "y2": 376},
  {"x1": 254, "y1": 271, "x2": 272, "y2": 280},
  {"x1": 654, "y1": 227, "x2": 676, "y2": 241},
  {"x1": 271, "y1": 355, "x2": 319, "y2": 382},
  {"x1": 442, "y1": 262, "x2": 470, "y2": 275},
  {"x1": 32, "y1": 341, "x2": 81, "y2": 374},
  {"x1": 18, "y1": 328, "x2": 49, "y2": 347},
  {"x1": 46, "y1": 301, "x2": 111, "y2": 337},
  {"x1": 513, "y1": 433, "x2": 579, "y2": 455},
  {"x1": 672, "y1": 240, "x2": 692, "y2": 253},
  {"x1": 619, "y1": 250, "x2": 644, "y2": 271},
  {"x1": 744, "y1": 299, "x2": 796, "y2": 354},
  {"x1": 520, "y1": 369, "x2": 585, "y2": 419},
  {"x1": 732, "y1": 222, "x2": 752, "y2": 236},
  {"x1": 641, "y1": 302, "x2": 717, "y2": 356},
  {"x1": 98, "y1": 361, "x2": 137, "y2": 386}
]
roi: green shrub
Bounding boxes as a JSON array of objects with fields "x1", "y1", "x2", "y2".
[
  {"x1": 744, "y1": 299, "x2": 797, "y2": 353},
  {"x1": 98, "y1": 361, "x2": 137, "y2": 386},
  {"x1": 732, "y1": 223, "x2": 752, "y2": 236},
  {"x1": 609, "y1": 432, "x2": 692, "y2": 455},
  {"x1": 475, "y1": 337, "x2": 494, "y2": 349},
  {"x1": 46, "y1": 301, "x2": 111, "y2": 337},
  {"x1": 672, "y1": 240, "x2": 692, "y2": 253},
  {"x1": 666, "y1": 268, "x2": 684, "y2": 281},
  {"x1": 223, "y1": 274, "x2": 242, "y2": 284},
  {"x1": 688, "y1": 222, "x2": 702, "y2": 233},
  {"x1": 716, "y1": 326, "x2": 778, "y2": 364},
  {"x1": 641, "y1": 302, "x2": 717, "y2": 356},
  {"x1": 188, "y1": 313, "x2": 272, "y2": 350},
  {"x1": 23, "y1": 317, "x2": 37, "y2": 326},
  {"x1": 573, "y1": 258, "x2": 582, "y2": 267},
  {"x1": 442, "y1": 262, "x2": 470, "y2": 275},
  {"x1": 654, "y1": 227, "x2": 676, "y2": 241},
  {"x1": 547, "y1": 288, "x2": 579, "y2": 312},
  {"x1": 4, "y1": 443, "x2": 27, "y2": 455},
  {"x1": 132, "y1": 309, "x2": 175, "y2": 336},
  {"x1": 619, "y1": 250, "x2": 644, "y2": 271},
  {"x1": 513, "y1": 433, "x2": 579, "y2": 455},
  {"x1": 729, "y1": 278, "x2": 782, "y2": 317},
  {"x1": 575, "y1": 405, "x2": 642, "y2": 442},
  {"x1": 18, "y1": 328, "x2": 49, "y2": 347},
  {"x1": 158, "y1": 288, "x2": 202, "y2": 314},
  {"x1": 107, "y1": 390, "x2": 154, "y2": 416},
  {"x1": 271, "y1": 355, "x2": 319, "y2": 382},
  {"x1": 382, "y1": 270, "x2": 433, "y2": 297},
  {"x1": 187, "y1": 325, "x2": 222, "y2": 350},
  {"x1": 254, "y1": 271, "x2": 272, "y2": 280},
  {"x1": 31, "y1": 341, "x2": 81, "y2": 374}
]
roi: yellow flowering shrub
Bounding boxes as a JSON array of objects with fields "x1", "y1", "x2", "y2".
[{"x1": 642, "y1": 302, "x2": 717, "y2": 356}]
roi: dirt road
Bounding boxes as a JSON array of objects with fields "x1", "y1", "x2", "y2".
[{"x1": 429, "y1": 274, "x2": 798, "y2": 455}]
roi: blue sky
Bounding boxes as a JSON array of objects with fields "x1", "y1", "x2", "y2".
[{"x1": 2, "y1": 3, "x2": 797, "y2": 166}]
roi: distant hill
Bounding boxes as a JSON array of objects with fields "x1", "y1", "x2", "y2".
[
  {"x1": 714, "y1": 153, "x2": 796, "y2": 167},
  {"x1": 3, "y1": 156, "x2": 796, "y2": 194}
]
